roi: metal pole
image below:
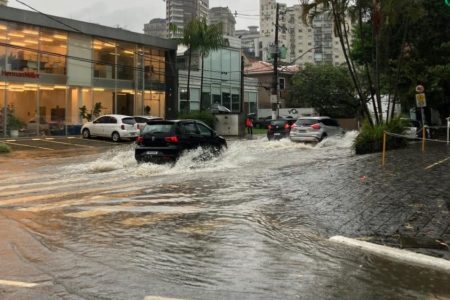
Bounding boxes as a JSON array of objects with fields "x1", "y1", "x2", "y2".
[
  {"x1": 382, "y1": 131, "x2": 387, "y2": 167},
  {"x1": 447, "y1": 117, "x2": 449, "y2": 146},
  {"x1": 421, "y1": 107, "x2": 426, "y2": 152},
  {"x1": 271, "y1": 3, "x2": 280, "y2": 120}
]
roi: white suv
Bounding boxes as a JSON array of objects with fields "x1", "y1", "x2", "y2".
[
  {"x1": 81, "y1": 114, "x2": 139, "y2": 142},
  {"x1": 290, "y1": 116, "x2": 345, "y2": 142}
]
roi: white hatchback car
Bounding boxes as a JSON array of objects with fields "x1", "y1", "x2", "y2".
[
  {"x1": 133, "y1": 116, "x2": 163, "y2": 132},
  {"x1": 81, "y1": 114, "x2": 139, "y2": 142}
]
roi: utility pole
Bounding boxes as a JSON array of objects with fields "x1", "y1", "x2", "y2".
[{"x1": 271, "y1": 3, "x2": 280, "y2": 120}]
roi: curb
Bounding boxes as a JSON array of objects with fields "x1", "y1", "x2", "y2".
[{"x1": 329, "y1": 236, "x2": 450, "y2": 274}]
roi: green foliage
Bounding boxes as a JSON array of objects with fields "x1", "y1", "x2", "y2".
[
  {"x1": 353, "y1": 118, "x2": 408, "y2": 155},
  {"x1": 288, "y1": 64, "x2": 359, "y2": 118},
  {"x1": 79, "y1": 102, "x2": 104, "y2": 121},
  {"x1": 0, "y1": 143, "x2": 11, "y2": 153},
  {"x1": 177, "y1": 111, "x2": 215, "y2": 129},
  {"x1": 6, "y1": 105, "x2": 24, "y2": 130}
]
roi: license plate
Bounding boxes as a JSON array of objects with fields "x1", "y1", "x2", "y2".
[
  {"x1": 145, "y1": 151, "x2": 158, "y2": 155},
  {"x1": 274, "y1": 133, "x2": 281, "y2": 136},
  {"x1": 298, "y1": 130, "x2": 306, "y2": 133}
]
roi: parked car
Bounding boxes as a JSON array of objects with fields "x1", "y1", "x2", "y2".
[
  {"x1": 133, "y1": 115, "x2": 163, "y2": 132},
  {"x1": 81, "y1": 114, "x2": 139, "y2": 142},
  {"x1": 267, "y1": 118, "x2": 296, "y2": 140},
  {"x1": 289, "y1": 116, "x2": 344, "y2": 142},
  {"x1": 402, "y1": 118, "x2": 421, "y2": 139},
  {"x1": 253, "y1": 116, "x2": 272, "y2": 129},
  {"x1": 135, "y1": 119, "x2": 227, "y2": 164}
]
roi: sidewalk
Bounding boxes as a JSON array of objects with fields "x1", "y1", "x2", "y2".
[{"x1": 338, "y1": 142, "x2": 450, "y2": 259}]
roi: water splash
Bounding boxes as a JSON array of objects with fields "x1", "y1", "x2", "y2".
[{"x1": 64, "y1": 132, "x2": 358, "y2": 177}]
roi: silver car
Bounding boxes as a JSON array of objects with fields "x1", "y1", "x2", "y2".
[
  {"x1": 81, "y1": 114, "x2": 139, "y2": 142},
  {"x1": 290, "y1": 116, "x2": 345, "y2": 142}
]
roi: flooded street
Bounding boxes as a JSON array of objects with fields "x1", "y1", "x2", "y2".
[{"x1": 1, "y1": 134, "x2": 449, "y2": 299}]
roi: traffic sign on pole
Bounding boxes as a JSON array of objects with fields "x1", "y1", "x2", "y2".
[{"x1": 416, "y1": 93, "x2": 427, "y2": 108}]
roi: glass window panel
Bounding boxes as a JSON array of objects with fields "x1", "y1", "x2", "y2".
[
  {"x1": 93, "y1": 39, "x2": 115, "y2": 79},
  {"x1": 39, "y1": 87, "x2": 66, "y2": 136},
  {"x1": 117, "y1": 42, "x2": 135, "y2": 80},
  {"x1": 39, "y1": 29, "x2": 67, "y2": 75},
  {"x1": 222, "y1": 92, "x2": 231, "y2": 110},
  {"x1": 5, "y1": 22, "x2": 38, "y2": 72}
]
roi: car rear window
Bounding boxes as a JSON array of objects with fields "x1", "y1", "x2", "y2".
[
  {"x1": 271, "y1": 120, "x2": 288, "y2": 126},
  {"x1": 122, "y1": 117, "x2": 136, "y2": 125},
  {"x1": 296, "y1": 119, "x2": 319, "y2": 126},
  {"x1": 142, "y1": 123, "x2": 174, "y2": 134}
]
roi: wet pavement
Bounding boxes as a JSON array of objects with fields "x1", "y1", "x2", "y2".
[{"x1": 0, "y1": 133, "x2": 449, "y2": 299}]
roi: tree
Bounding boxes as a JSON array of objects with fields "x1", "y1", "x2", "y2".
[
  {"x1": 288, "y1": 64, "x2": 359, "y2": 118},
  {"x1": 301, "y1": 0, "x2": 424, "y2": 125},
  {"x1": 196, "y1": 19, "x2": 224, "y2": 111},
  {"x1": 172, "y1": 18, "x2": 224, "y2": 112},
  {"x1": 172, "y1": 19, "x2": 202, "y2": 112}
]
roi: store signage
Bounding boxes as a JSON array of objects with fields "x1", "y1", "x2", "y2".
[{"x1": 1, "y1": 70, "x2": 40, "y2": 79}]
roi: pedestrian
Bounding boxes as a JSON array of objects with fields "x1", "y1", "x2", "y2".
[{"x1": 246, "y1": 116, "x2": 253, "y2": 135}]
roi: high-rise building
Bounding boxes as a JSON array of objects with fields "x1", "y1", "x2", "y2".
[
  {"x1": 166, "y1": 0, "x2": 209, "y2": 38},
  {"x1": 235, "y1": 26, "x2": 261, "y2": 58},
  {"x1": 209, "y1": 7, "x2": 236, "y2": 37},
  {"x1": 143, "y1": 18, "x2": 167, "y2": 39},
  {"x1": 259, "y1": 0, "x2": 348, "y2": 66}
]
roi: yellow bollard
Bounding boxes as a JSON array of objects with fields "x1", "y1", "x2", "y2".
[
  {"x1": 382, "y1": 131, "x2": 387, "y2": 167},
  {"x1": 422, "y1": 126, "x2": 426, "y2": 153}
]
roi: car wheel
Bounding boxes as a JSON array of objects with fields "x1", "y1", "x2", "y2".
[
  {"x1": 319, "y1": 133, "x2": 327, "y2": 142},
  {"x1": 111, "y1": 132, "x2": 120, "y2": 142},
  {"x1": 82, "y1": 129, "x2": 90, "y2": 139}
]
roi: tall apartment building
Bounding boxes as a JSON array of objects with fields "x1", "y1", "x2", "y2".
[
  {"x1": 143, "y1": 18, "x2": 167, "y2": 38},
  {"x1": 259, "y1": 0, "x2": 348, "y2": 66},
  {"x1": 235, "y1": 26, "x2": 261, "y2": 59},
  {"x1": 209, "y1": 7, "x2": 236, "y2": 37},
  {"x1": 166, "y1": 0, "x2": 209, "y2": 38}
]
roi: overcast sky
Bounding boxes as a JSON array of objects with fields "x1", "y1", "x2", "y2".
[{"x1": 8, "y1": 0, "x2": 301, "y2": 33}]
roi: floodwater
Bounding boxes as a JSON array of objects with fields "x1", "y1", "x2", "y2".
[{"x1": 0, "y1": 133, "x2": 449, "y2": 299}]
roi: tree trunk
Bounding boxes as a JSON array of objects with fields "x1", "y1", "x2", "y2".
[
  {"x1": 186, "y1": 48, "x2": 192, "y2": 113},
  {"x1": 200, "y1": 54, "x2": 204, "y2": 111}
]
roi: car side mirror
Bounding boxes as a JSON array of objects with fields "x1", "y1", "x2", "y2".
[{"x1": 211, "y1": 131, "x2": 217, "y2": 137}]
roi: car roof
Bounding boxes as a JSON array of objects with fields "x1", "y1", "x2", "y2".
[
  {"x1": 297, "y1": 116, "x2": 331, "y2": 120},
  {"x1": 98, "y1": 114, "x2": 133, "y2": 119},
  {"x1": 134, "y1": 115, "x2": 163, "y2": 119}
]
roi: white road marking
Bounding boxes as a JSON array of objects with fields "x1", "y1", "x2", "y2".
[
  {"x1": 3, "y1": 141, "x2": 55, "y2": 151},
  {"x1": 330, "y1": 236, "x2": 450, "y2": 274},
  {"x1": 0, "y1": 279, "x2": 39, "y2": 288},
  {"x1": 425, "y1": 156, "x2": 450, "y2": 170},
  {"x1": 144, "y1": 296, "x2": 183, "y2": 300}
]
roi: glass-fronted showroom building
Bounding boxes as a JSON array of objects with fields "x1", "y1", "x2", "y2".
[{"x1": 0, "y1": 6, "x2": 177, "y2": 137}]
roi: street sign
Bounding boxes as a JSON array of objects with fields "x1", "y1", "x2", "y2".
[
  {"x1": 270, "y1": 95, "x2": 278, "y2": 104},
  {"x1": 415, "y1": 85, "x2": 425, "y2": 93},
  {"x1": 416, "y1": 93, "x2": 427, "y2": 108}
]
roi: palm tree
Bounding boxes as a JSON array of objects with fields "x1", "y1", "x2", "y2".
[
  {"x1": 196, "y1": 18, "x2": 225, "y2": 111},
  {"x1": 172, "y1": 19, "x2": 202, "y2": 112}
]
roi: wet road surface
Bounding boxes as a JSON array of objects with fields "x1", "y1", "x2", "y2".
[{"x1": 0, "y1": 133, "x2": 449, "y2": 299}]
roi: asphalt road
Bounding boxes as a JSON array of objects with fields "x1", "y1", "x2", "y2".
[{"x1": 0, "y1": 133, "x2": 449, "y2": 299}]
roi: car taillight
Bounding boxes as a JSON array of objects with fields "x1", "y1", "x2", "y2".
[
  {"x1": 268, "y1": 125, "x2": 272, "y2": 130},
  {"x1": 121, "y1": 124, "x2": 125, "y2": 130},
  {"x1": 284, "y1": 123, "x2": 290, "y2": 129},
  {"x1": 311, "y1": 123, "x2": 321, "y2": 130},
  {"x1": 165, "y1": 136, "x2": 179, "y2": 143},
  {"x1": 136, "y1": 136, "x2": 143, "y2": 143}
]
